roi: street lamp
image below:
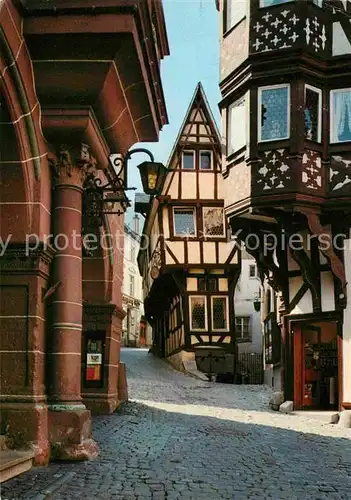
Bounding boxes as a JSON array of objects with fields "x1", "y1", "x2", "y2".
[
  {"x1": 84, "y1": 148, "x2": 167, "y2": 217},
  {"x1": 137, "y1": 160, "x2": 168, "y2": 196},
  {"x1": 253, "y1": 296, "x2": 261, "y2": 312}
]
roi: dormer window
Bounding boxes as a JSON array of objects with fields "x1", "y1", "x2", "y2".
[
  {"x1": 330, "y1": 88, "x2": 351, "y2": 143},
  {"x1": 258, "y1": 84, "x2": 290, "y2": 142},
  {"x1": 200, "y1": 151, "x2": 213, "y2": 170},
  {"x1": 182, "y1": 151, "x2": 195, "y2": 170}
]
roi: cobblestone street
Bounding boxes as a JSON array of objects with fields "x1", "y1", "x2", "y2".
[{"x1": 2, "y1": 348, "x2": 351, "y2": 500}]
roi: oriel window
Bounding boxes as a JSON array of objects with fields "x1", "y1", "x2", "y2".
[
  {"x1": 258, "y1": 84, "x2": 290, "y2": 142},
  {"x1": 330, "y1": 88, "x2": 351, "y2": 143},
  {"x1": 304, "y1": 85, "x2": 321, "y2": 142}
]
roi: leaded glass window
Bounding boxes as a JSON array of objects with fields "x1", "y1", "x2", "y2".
[
  {"x1": 259, "y1": 85, "x2": 290, "y2": 142},
  {"x1": 330, "y1": 89, "x2": 351, "y2": 143},
  {"x1": 305, "y1": 85, "x2": 321, "y2": 142},
  {"x1": 211, "y1": 297, "x2": 228, "y2": 331},
  {"x1": 190, "y1": 296, "x2": 206, "y2": 331},
  {"x1": 203, "y1": 207, "x2": 225, "y2": 236},
  {"x1": 173, "y1": 208, "x2": 196, "y2": 236}
]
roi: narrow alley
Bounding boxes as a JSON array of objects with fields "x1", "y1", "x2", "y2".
[{"x1": 3, "y1": 349, "x2": 351, "y2": 500}]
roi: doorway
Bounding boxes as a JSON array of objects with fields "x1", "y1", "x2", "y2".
[{"x1": 294, "y1": 321, "x2": 339, "y2": 410}]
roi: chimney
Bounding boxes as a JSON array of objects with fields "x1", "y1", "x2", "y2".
[{"x1": 133, "y1": 215, "x2": 140, "y2": 234}]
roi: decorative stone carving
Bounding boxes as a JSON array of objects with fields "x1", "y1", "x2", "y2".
[
  {"x1": 302, "y1": 150, "x2": 322, "y2": 191},
  {"x1": 256, "y1": 149, "x2": 291, "y2": 191},
  {"x1": 50, "y1": 143, "x2": 97, "y2": 188}
]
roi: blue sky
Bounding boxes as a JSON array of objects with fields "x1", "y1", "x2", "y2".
[{"x1": 126, "y1": 0, "x2": 220, "y2": 226}]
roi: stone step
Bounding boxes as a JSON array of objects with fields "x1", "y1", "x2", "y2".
[
  {"x1": 291, "y1": 410, "x2": 339, "y2": 424},
  {"x1": 0, "y1": 450, "x2": 34, "y2": 484}
]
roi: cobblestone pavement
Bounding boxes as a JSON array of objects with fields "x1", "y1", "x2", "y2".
[{"x1": 2, "y1": 348, "x2": 351, "y2": 499}]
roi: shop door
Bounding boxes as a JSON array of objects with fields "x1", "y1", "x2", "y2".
[{"x1": 302, "y1": 324, "x2": 338, "y2": 410}]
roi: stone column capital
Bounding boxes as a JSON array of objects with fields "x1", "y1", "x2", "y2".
[{"x1": 50, "y1": 143, "x2": 97, "y2": 189}]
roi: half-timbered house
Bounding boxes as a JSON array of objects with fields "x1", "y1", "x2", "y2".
[
  {"x1": 217, "y1": 0, "x2": 351, "y2": 423},
  {"x1": 138, "y1": 83, "x2": 240, "y2": 375}
]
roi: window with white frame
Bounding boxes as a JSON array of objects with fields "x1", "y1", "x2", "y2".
[
  {"x1": 260, "y1": 0, "x2": 294, "y2": 7},
  {"x1": 200, "y1": 151, "x2": 212, "y2": 170},
  {"x1": 258, "y1": 84, "x2": 290, "y2": 142},
  {"x1": 211, "y1": 296, "x2": 229, "y2": 331},
  {"x1": 235, "y1": 316, "x2": 251, "y2": 341},
  {"x1": 130, "y1": 244, "x2": 136, "y2": 262},
  {"x1": 228, "y1": 96, "x2": 247, "y2": 155},
  {"x1": 173, "y1": 208, "x2": 196, "y2": 236},
  {"x1": 224, "y1": 0, "x2": 246, "y2": 33},
  {"x1": 182, "y1": 151, "x2": 195, "y2": 169},
  {"x1": 189, "y1": 296, "x2": 207, "y2": 331},
  {"x1": 330, "y1": 88, "x2": 351, "y2": 143},
  {"x1": 304, "y1": 85, "x2": 322, "y2": 142},
  {"x1": 203, "y1": 207, "x2": 225, "y2": 237}
]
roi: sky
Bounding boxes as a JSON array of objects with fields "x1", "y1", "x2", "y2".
[{"x1": 126, "y1": 0, "x2": 221, "y2": 226}]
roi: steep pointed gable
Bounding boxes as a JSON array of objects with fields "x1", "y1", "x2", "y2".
[
  {"x1": 162, "y1": 83, "x2": 222, "y2": 198},
  {"x1": 167, "y1": 82, "x2": 221, "y2": 168}
]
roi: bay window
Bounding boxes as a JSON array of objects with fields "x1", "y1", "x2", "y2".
[
  {"x1": 330, "y1": 88, "x2": 351, "y2": 143},
  {"x1": 258, "y1": 84, "x2": 290, "y2": 142},
  {"x1": 228, "y1": 96, "x2": 247, "y2": 155},
  {"x1": 304, "y1": 85, "x2": 322, "y2": 142}
]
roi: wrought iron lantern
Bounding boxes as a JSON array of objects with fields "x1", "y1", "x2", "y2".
[
  {"x1": 253, "y1": 296, "x2": 261, "y2": 312},
  {"x1": 84, "y1": 148, "x2": 166, "y2": 219},
  {"x1": 137, "y1": 160, "x2": 168, "y2": 196}
]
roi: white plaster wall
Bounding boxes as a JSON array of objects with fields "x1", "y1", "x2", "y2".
[
  {"x1": 343, "y1": 233, "x2": 351, "y2": 403},
  {"x1": 188, "y1": 241, "x2": 201, "y2": 264},
  {"x1": 166, "y1": 171, "x2": 179, "y2": 198},
  {"x1": 333, "y1": 22, "x2": 351, "y2": 56},
  {"x1": 234, "y1": 253, "x2": 262, "y2": 354},
  {"x1": 199, "y1": 174, "x2": 214, "y2": 199},
  {"x1": 181, "y1": 172, "x2": 197, "y2": 198},
  {"x1": 289, "y1": 277, "x2": 313, "y2": 315},
  {"x1": 321, "y1": 271, "x2": 335, "y2": 312}
]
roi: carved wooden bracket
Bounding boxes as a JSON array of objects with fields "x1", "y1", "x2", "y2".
[
  {"x1": 300, "y1": 209, "x2": 347, "y2": 306},
  {"x1": 290, "y1": 247, "x2": 321, "y2": 311}
]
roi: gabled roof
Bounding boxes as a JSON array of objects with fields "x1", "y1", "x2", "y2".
[{"x1": 166, "y1": 82, "x2": 221, "y2": 168}]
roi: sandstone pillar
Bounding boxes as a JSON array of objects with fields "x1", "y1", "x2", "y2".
[{"x1": 48, "y1": 144, "x2": 99, "y2": 460}]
